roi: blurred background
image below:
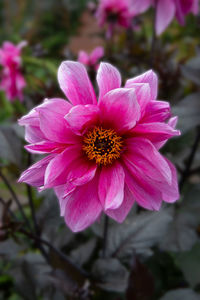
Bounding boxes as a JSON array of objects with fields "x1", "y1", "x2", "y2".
[{"x1": 0, "y1": 0, "x2": 200, "y2": 299}]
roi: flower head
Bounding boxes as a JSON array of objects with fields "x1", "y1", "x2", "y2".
[
  {"x1": 131, "y1": 0, "x2": 199, "y2": 35},
  {"x1": 18, "y1": 61, "x2": 180, "y2": 232},
  {"x1": 78, "y1": 47, "x2": 104, "y2": 71},
  {"x1": 96, "y1": 0, "x2": 134, "y2": 37},
  {"x1": 0, "y1": 41, "x2": 27, "y2": 101}
]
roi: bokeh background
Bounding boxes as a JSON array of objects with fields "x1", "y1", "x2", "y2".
[{"x1": 0, "y1": 1, "x2": 200, "y2": 299}]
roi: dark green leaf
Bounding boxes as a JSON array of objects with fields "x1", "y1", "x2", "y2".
[
  {"x1": 159, "y1": 288, "x2": 200, "y2": 300},
  {"x1": 181, "y1": 55, "x2": 200, "y2": 86},
  {"x1": 70, "y1": 238, "x2": 96, "y2": 267},
  {"x1": 174, "y1": 243, "x2": 200, "y2": 288},
  {"x1": 172, "y1": 93, "x2": 200, "y2": 133},
  {"x1": 0, "y1": 125, "x2": 22, "y2": 165},
  {"x1": 106, "y1": 209, "x2": 172, "y2": 259},
  {"x1": 160, "y1": 184, "x2": 200, "y2": 252},
  {"x1": 92, "y1": 258, "x2": 129, "y2": 292}
]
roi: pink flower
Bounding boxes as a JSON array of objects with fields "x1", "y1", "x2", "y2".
[
  {"x1": 96, "y1": 0, "x2": 134, "y2": 37},
  {"x1": 131, "y1": 0, "x2": 199, "y2": 35},
  {"x1": 78, "y1": 47, "x2": 104, "y2": 71},
  {"x1": 0, "y1": 41, "x2": 27, "y2": 102},
  {"x1": 18, "y1": 61, "x2": 180, "y2": 232}
]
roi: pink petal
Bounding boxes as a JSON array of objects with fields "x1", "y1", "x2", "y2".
[
  {"x1": 54, "y1": 186, "x2": 68, "y2": 217},
  {"x1": 65, "y1": 104, "x2": 100, "y2": 135},
  {"x1": 25, "y1": 141, "x2": 66, "y2": 154},
  {"x1": 19, "y1": 98, "x2": 71, "y2": 143},
  {"x1": 131, "y1": 0, "x2": 152, "y2": 14},
  {"x1": 44, "y1": 145, "x2": 82, "y2": 188},
  {"x1": 125, "y1": 137, "x2": 172, "y2": 184},
  {"x1": 97, "y1": 62, "x2": 121, "y2": 102},
  {"x1": 142, "y1": 100, "x2": 171, "y2": 123},
  {"x1": 66, "y1": 157, "x2": 97, "y2": 188},
  {"x1": 125, "y1": 70, "x2": 158, "y2": 100},
  {"x1": 24, "y1": 125, "x2": 45, "y2": 144},
  {"x1": 175, "y1": 0, "x2": 196, "y2": 23},
  {"x1": 38, "y1": 98, "x2": 72, "y2": 115},
  {"x1": 168, "y1": 116, "x2": 178, "y2": 128},
  {"x1": 160, "y1": 158, "x2": 180, "y2": 203},
  {"x1": 63, "y1": 176, "x2": 102, "y2": 232},
  {"x1": 156, "y1": 0, "x2": 175, "y2": 35},
  {"x1": 18, "y1": 108, "x2": 40, "y2": 127},
  {"x1": 78, "y1": 51, "x2": 89, "y2": 65},
  {"x1": 125, "y1": 83, "x2": 151, "y2": 116},
  {"x1": 106, "y1": 185, "x2": 135, "y2": 223},
  {"x1": 58, "y1": 61, "x2": 97, "y2": 105},
  {"x1": 175, "y1": 0, "x2": 187, "y2": 24},
  {"x1": 90, "y1": 46, "x2": 104, "y2": 65},
  {"x1": 98, "y1": 162, "x2": 125, "y2": 210},
  {"x1": 99, "y1": 88, "x2": 140, "y2": 133},
  {"x1": 54, "y1": 185, "x2": 70, "y2": 217},
  {"x1": 18, "y1": 155, "x2": 55, "y2": 187},
  {"x1": 155, "y1": 116, "x2": 179, "y2": 149},
  {"x1": 191, "y1": 0, "x2": 199, "y2": 14},
  {"x1": 133, "y1": 157, "x2": 179, "y2": 204},
  {"x1": 133, "y1": 122, "x2": 180, "y2": 144},
  {"x1": 36, "y1": 100, "x2": 76, "y2": 144},
  {"x1": 123, "y1": 164, "x2": 162, "y2": 211}
]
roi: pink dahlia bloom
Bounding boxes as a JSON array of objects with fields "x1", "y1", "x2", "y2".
[
  {"x1": 0, "y1": 41, "x2": 27, "y2": 102},
  {"x1": 96, "y1": 0, "x2": 134, "y2": 37},
  {"x1": 18, "y1": 61, "x2": 180, "y2": 232},
  {"x1": 78, "y1": 47, "x2": 104, "y2": 71},
  {"x1": 131, "y1": 0, "x2": 199, "y2": 35}
]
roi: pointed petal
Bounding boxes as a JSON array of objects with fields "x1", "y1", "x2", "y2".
[
  {"x1": 99, "y1": 88, "x2": 140, "y2": 133},
  {"x1": 125, "y1": 83, "x2": 151, "y2": 116},
  {"x1": 25, "y1": 141, "x2": 66, "y2": 154},
  {"x1": 97, "y1": 62, "x2": 121, "y2": 102},
  {"x1": 44, "y1": 145, "x2": 82, "y2": 188},
  {"x1": 142, "y1": 100, "x2": 171, "y2": 123},
  {"x1": 36, "y1": 99, "x2": 76, "y2": 144},
  {"x1": 123, "y1": 164, "x2": 162, "y2": 211},
  {"x1": 155, "y1": 116, "x2": 179, "y2": 149},
  {"x1": 65, "y1": 104, "x2": 100, "y2": 135},
  {"x1": 99, "y1": 162, "x2": 125, "y2": 210},
  {"x1": 125, "y1": 137, "x2": 172, "y2": 184},
  {"x1": 156, "y1": 0, "x2": 175, "y2": 35},
  {"x1": 106, "y1": 185, "x2": 135, "y2": 223},
  {"x1": 18, "y1": 155, "x2": 55, "y2": 187},
  {"x1": 54, "y1": 185, "x2": 69, "y2": 217},
  {"x1": 161, "y1": 158, "x2": 180, "y2": 203},
  {"x1": 133, "y1": 122, "x2": 180, "y2": 144},
  {"x1": 63, "y1": 176, "x2": 102, "y2": 232},
  {"x1": 24, "y1": 126, "x2": 45, "y2": 143},
  {"x1": 125, "y1": 70, "x2": 158, "y2": 100},
  {"x1": 18, "y1": 107, "x2": 40, "y2": 127},
  {"x1": 58, "y1": 61, "x2": 97, "y2": 105},
  {"x1": 66, "y1": 157, "x2": 97, "y2": 187},
  {"x1": 131, "y1": 0, "x2": 152, "y2": 14}
]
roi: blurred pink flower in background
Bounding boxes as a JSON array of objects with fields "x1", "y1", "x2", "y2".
[
  {"x1": 0, "y1": 41, "x2": 27, "y2": 102},
  {"x1": 131, "y1": 0, "x2": 199, "y2": 35},
  {"x1": 96, "y1": 0, "x2": 135, "y2": 37},
  {"x1": 18, "y1": 60, "x2": 180, "y2": 232},
  {"x1": 78, "y1": 46, "x2": 104, "y2": 70}
]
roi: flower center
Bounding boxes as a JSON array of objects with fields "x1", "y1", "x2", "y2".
[{"x1": 83, "y1": 127, "x2": 123, "y2": 165}]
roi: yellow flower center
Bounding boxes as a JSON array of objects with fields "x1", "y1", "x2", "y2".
[{"x1": 83, "y1": 127, "x2": 123, "y2": 165}]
